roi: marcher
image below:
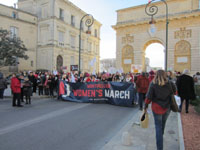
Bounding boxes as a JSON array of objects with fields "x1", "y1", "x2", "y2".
[
  {"x1": 0, "y1": 72, "x2": 7, "y2": 99},
  {"x1": 177, "y1": 69, "x2": 196, "y2": 113},
  {"x1": 23, "y1": 77, "x2": 32, "y2": 104},
  {"x1": 136, "y1": 72, "x2": 149, "y2": 110},
  {"x1": 11, "y1": 74, "x2": 23, "y2": 107},
  {"x1": 28, "y1": 72, "x2": 37, "y2": 93},
  {"x1": 144, "y1": 70, "x2": 176, "y2": 150}
]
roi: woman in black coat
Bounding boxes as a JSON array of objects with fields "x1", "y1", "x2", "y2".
[
  {"x1": 0, "y1": 72, "x2": 7, "y2": 99},
  {"x1": 23, "y1": 77, "x2": 32, "y2": 104},
  {"x1": 177, "y1": 69, "x2": 195, "y2": 113}
]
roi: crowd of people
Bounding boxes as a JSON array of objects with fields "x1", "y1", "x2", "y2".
[
  {"x1": 0, "y1": 69, "x2": 199, "y2": 150},
  {"x1": 0, "y1": 70, "x2": 199, "y2": 109}
]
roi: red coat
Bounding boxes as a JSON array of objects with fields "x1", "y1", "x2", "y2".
[
  {"x1": 148, "y1": 75, "x2": 155, "y2": 83},
  {"x1": 136, "y1": 76, "x2": 149, "y2": 93},
  {"x1": 11, "y1": 77, "x2": 21, "y2": 93}
]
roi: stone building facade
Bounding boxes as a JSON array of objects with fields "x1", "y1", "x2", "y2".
[
  {"x1": 0, "y1": 0, "x2": 101, "y2": 74},
  {"x1": 0, "y1": 4, "x2": 37, "y2": 73},
  {"x1": 112, "y1": 0, "x2": 200, "y2": 74}
]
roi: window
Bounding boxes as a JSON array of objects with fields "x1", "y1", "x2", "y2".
[
  {"x1": 58, "y1": 31, "x2": 64, "y2": 46},
  {"x1": 95, "y1": 29, "x2": 98, "y2": 37},
  {"x1": 70, "y1": 56, "x2": 75, "y2": 65},
  {"x1": 71, "y1": 15, "x2": 75, "y2": 27},
  {"x1": 70, "y1": 35, "x2": 76, "y2": 49},
  {"x1": 31, "y1": 61, "x2": 34, "y2": 67},
  {"x1": 10, "y1": 26, "x2": 18, "y2": 38},
  {"x1": 59, "y1": 8, "x2": 64, "y2": 21},
  {"x1": 42, "y1": 5, "x2": 48, "y2": 18},
  {"x1": 12, "y1": 12, "x2": 17, "y2": 19}
]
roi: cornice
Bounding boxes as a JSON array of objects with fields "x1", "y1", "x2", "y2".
[
  {"x1": 112, "y1": 10, "x2": 200, "y2": 30},
  {"x1": 0, "y1": 13, "x2": 37, "y2": 26},
  {"x1": 60, "y1": 0, "x2": 102, "y2": 26},
  {"x1": 0, "y1": 3, "x2": 37, "y2": 17},
  {"x1": 116, "y1": 0, "x2": 185, "y2": 12}
]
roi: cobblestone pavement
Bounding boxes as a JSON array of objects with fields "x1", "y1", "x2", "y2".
[{"x1": 181, "y1": 104, "x2": 200, "y2": 150}]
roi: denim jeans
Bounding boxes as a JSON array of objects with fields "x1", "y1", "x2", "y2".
[
  {"x1": 138, "y1": 93, "x2": 146, "y2": 109},
  {"x1": 153, "y1": 109, "x2": 171, "y2": 150}
]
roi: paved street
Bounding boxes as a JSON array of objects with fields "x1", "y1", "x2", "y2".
[{"x1": 0, "y1": 98, "x2": 138, "y2": 150}]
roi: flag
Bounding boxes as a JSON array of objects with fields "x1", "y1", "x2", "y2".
[
  {"x1": 71, "y1": 72, "x2": 75, "y2": 83},
  {"x1": 89, "y1": 58, "x2": 96, "y2": 66}
]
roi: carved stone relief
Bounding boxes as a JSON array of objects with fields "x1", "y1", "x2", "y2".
[
  {"x1": 174, "y1": 27, "x2": 192, "y2": 40},
  {"x1": 122, "y1": 34, "x2": 134, "y2": 44}
]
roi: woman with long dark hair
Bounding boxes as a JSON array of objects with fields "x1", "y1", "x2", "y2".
[{"x1": 144, "y1": 70, "x2": 176, "y2": 150}]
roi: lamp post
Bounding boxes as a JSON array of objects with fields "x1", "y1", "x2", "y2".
[
  {"x1": 145, "y1": 0, "x2": 169, "y2": 71},
  {"x1": 79, "y1": 14, "x2": 94, "y2": 75}
]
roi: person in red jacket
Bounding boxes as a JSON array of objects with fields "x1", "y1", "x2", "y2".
[
  {"x1": 149, "y1": 70, "x2": 155, "y2": 83},
  {"x1": 11, "y1": 74, "x2": 23, "y2": 107},
  {"x1": 136, "y1": 72, "x2": 149, "y2": 110}
]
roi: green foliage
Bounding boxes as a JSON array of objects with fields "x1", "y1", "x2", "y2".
[
  {"x1": 191, "y1": 98, "x2": 200, "y2": 114},
  {"x1": 0, "y1": 29, "x2": 29, "y2": 67}
]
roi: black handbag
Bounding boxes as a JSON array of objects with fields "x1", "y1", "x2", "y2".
[{"x1": 169, "y1": 82, "x2": 179, "y2": 112}]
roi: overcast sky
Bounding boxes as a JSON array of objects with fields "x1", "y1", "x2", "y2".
[{"x1": 0, "y1": 0, "x2": 164, "y2": 68}]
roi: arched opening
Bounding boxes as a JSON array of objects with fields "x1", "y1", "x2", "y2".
[
  {"x1": 56, "y1": 55, "x2": 63, "y2": 73},
  {"x1": 145, "y1": 43, "x2": 165, "y2": 72}
]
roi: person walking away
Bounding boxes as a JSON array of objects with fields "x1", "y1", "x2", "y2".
[
  {"x1": 23, "y1": 77, "x2": 32, "y2": 104},
  {"x1": 11, "y1": 74, "x2": 23, "y2": 107},
  {"x1": 136, "y1": 72, "x2": 149, "y2": 110},
  {"x1": 144, "y1": 70, "x2": 176, "y2": 150},
  {"x1": 0, "y1": 72, "x2": 7, "y2": 99},
  {"x1": 177, "y1": 69, "x2": 196, "y2": 113}
]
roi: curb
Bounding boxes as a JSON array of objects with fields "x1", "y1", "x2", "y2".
[
  {"x1": 177, "y1": 113, "x2": 185, "y2": 150},
  {"x1": 100, "y1": 109, "x2": 141, "y2": 150}
]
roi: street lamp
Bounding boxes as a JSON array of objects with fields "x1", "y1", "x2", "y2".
[
  {"x1": 145, "y1": 0, "x2": 169, "y2": 71},
  {"x1": 79, "y1": 14, "x2": 94, "y2": 75}
]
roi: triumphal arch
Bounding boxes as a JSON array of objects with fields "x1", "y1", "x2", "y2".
[{"x1": 112, "y1": 0, "x2": 200, "y2": 73}]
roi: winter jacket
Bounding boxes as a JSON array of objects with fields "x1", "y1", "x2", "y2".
[
  {"x1": 11, "y1": 77, "x2": 21, "y2": 93},
  {"x1": 23, "y1": 81, "x2": 32, "y2": 96},
  {"x1": 0, "y1": 79, "x2": 7, "y2": 90},
  {"x1": 146, "y1": 81, "x2": 176, "y2": 109},
  {"x1": 177, "y1": 74, "x2": 196, "y2": 99},
  {"x1": 136, "y1": 76, "x2": 150, "y2": 93},
  {"x1": 0, "y1": 73, "x2": 7, "y2": 89}
]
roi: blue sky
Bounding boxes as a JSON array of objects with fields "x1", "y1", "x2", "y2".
[{"x1": 0, "y1": 0, "x2": 164, "y2": 68}]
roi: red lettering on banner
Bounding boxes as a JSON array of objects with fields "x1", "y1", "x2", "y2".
[
  {"x1": 82, "y1": 90, "x2": 88, "y2": 97},
  {"x1": 96, "y1": 89, "x2": 103, "y2": 97},
  {"x1": 86, "y1": 84, "x2": 111, "y2": 89},
  {"x1": 73, "y1": 90, "x2": 96, "y2": 97}
]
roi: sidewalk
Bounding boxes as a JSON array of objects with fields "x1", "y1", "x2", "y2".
[
  {"x1": 3, "y1": 85, "x2": 51, "y2": 99},
  {"x1": 101, "y1": 110, "x2": 183, "y2": 150}
]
